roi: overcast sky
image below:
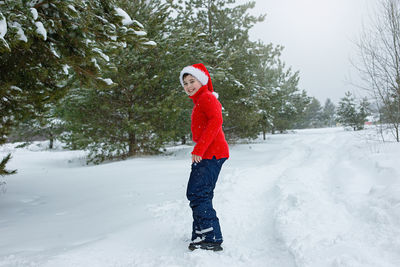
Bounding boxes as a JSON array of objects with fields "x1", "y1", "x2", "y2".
[{"x1": 239, "y1": 0, "x2": 377, "y2": 104}]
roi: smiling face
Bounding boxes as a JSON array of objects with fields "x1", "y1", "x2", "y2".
[{"x1": 183, "y1": 74, "x2": 203, "y2": 96}]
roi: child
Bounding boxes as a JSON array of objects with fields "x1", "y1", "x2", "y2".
[{"x1": 179, "y1": 63, "x2": 229, "y2": 251}]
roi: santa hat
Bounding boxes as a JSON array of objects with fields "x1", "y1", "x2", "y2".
[{"x1": 180, "y1": 63, "x2": 217, "y2": 96}]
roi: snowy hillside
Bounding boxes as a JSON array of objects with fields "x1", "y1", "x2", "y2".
[{"x1": 1, "y1": 127, "x2": 400, "y2": 267}]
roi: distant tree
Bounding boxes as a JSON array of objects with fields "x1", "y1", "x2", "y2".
[
  {"x1": 270, "y1": 70, "x2": 305, "y2": 133},
  {"x1": 337, "y1": 92, "x2": 357, "y2": 130},
  {"x1": 337, "y1": 92, "x2": 370, "y2": 131},
  {"x1": 252, "y1": 46, "x2": 305, "y2": 135},
  {"x1": 358, "y1": 97, "x2": 371, "y2": 126},
  {"x1": 288, "y1": 90, "x2": 311, "y2": 129},
  {"x1": 298, "y1": 97, "x2": 323, "y2": 129},
  {"x1": 254, "y1": 43, "x2": 309, "y2": 137},
  {"x1": 9, "y1": 107, "x2": 64, "y2": 149},
  {"x1": 321, "y1": 98, "x2": 336, "y2": 127}
]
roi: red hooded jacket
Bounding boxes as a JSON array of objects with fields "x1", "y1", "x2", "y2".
[{"x1": 189, "y1": 85, "x2": 229, "y2": 160}]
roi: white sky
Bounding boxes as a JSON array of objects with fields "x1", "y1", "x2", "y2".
[{"x1": 239, "y1": 0, "x2": 378, "y2": 104}]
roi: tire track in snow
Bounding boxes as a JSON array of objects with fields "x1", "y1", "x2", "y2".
[
  {"x1": 215, "y1": 134, "x2": 324, "y2": 266},
  {"x1": 274, "y1": 131, "x2": 355, "y2": 267},
  {"x1": 273, "y1": 129, "x2": 400, "y2": 267}
]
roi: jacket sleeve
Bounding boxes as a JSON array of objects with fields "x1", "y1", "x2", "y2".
[{"x1": 192, "y1": 94, "x2": 223, "y2": 157}]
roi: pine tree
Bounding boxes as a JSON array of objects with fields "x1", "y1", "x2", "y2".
[
  {"x1": 258, "y1": 62, "x2": 304, "y2": 134},
  {"x1": 321, "y1": 98, "x2": 336, "y2": 127},
  {"x1": 1, "y1": 0, "x2": 152, "y2": 173},
  {"x1": 300, "y1": 97, "x2": 323, "y2": 129},
  {"x1": 289, "y1": 90, "x2": 312, "y2": 130},
  {"x1": 337, "y1": 92, "x2": 369, "y2": 131},
  {"x1": 172, "y1": 0, "x2": 266, "y2": 140},
  {"x1": 253, "y1": 43, "x2": 285, "y2": 138},
  {"x1": 60, "y1": 0, "x2": 176, "y2": 163},
  {"x1": 9, "y1": 106, "x2": 64, "y2": 149},
  {"x1": 337, "y1": 92, "x2": 358, "y2": 130},
  {"x1": 357, "y1": 97, "x2": 371, "y2": 128}
]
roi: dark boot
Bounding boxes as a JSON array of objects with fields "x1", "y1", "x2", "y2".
[
  {"x1": 188, "y1": 240, "x2": 223, "y2": 251},
  {"x1": 188, "y1": 239, "x2": 203, "y2": 251}
]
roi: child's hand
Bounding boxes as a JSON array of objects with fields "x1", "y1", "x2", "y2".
[{"x1": 192, "y1": 154, "x2": 202, "y2": 163}]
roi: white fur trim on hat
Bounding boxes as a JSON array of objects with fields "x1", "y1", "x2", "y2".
[{"x1": 180, "y1": 66, "x2": 209, "y2": 87}]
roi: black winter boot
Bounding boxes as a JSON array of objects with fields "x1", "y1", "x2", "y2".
[{"x1": 188, "y1": 241, "x2": 223, "y2": 251}]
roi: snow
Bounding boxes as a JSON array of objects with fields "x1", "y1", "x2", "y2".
[
  {"x1": 35, "y1": 21, "x2": 47, "y2": 41},
  {"x1": 10, "y1": 22, "x2": 27, "y2": 42},
  {"x1": 234, "y1": 80, "x2": 244, "y2": 88},
  {"x1": 97, "y1": 77, "x2": 114, "y2": 85},
  {"x1": 50, "y1": 44, "x2": 59, "y2": 58},
  {"x1": 132, "y1": 20, "x2": 144, "y2": 29},
  {"x1": 0, "y1": 13, "x2": 6, "y2": 38},
  {"x1": 10, "y1": 86, "x2": 22, "y2": 92},
  {"x1": 114, "y1": 7, "x2": 144, "y2": 29},
  {"x1": 114, "y1": 7, "x2": 134, "y2": 26},
  {"x1": 134, "y1": 30, "x2": 147, "y2": 36},
  {"x1": 91, "y1": 58, "x2": 100, "y2": 70},
  {"x1": 1, "y1": 128, "x2": 400, "y2": 267},
  {"x1": 30, "y1": 8, "x2": 38, "y2": 20},
  {"x1": 67, "y1": 5, "x2": 77, "y2": 13},
  {"x1": 142, "y1": 40, "x2": 157, "y2": 46},
  {"x1": 93, "y1": 48, "x2": 110, "y2": 62},
  {"x1": 62, "y1": 65, "x2": 70, "y2": 75}
]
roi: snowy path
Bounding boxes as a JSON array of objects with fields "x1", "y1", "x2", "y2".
[{"x1": 1, "y1": 128, "x2": 400, "y2": 267}]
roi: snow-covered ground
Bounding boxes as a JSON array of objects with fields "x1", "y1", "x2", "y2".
[{"x1": 1, "y1": 127, "x2": 400, "y2": 267}]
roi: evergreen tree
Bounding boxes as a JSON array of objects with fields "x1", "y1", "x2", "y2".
[
  {"x1": 321, "y1": 98, "x2": 336, "y2": 127},
  {"x1": 337, "y1": 92, "x2": 358, "y2": 130},
  {"x1": 337, "y1": 92, "x2": 370, "y2": 131},
  {"x1": 357, "y1": 97, "x2": 371, "y2": 127},
  {"x1": 1, "y1": 0, "x2": 152, "y2": 172},
  {"x1": 259, "y1": 62, "x2": 304, "y2": 134},
  {"x1": 172, "y1": 0, "x2": 266, "y2": 140},
  {"x1": 289, "y1": 90, "x2": 312, "y2": 129},
  {"x1": 299, "y1": 97, "x2": 323, "y2": 129},
  {"x1": 60, "y1": 0, "x2": 174, "y2": 163},
  {"x1": 253, "y1": 43, "x2": 285, "y2": 138},
  {"x1": 8, "y1": 106, "x2": 65, "y2": 149}
]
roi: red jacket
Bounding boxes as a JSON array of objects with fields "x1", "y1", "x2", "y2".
[{"x1": 189, "y1": 85, "x2": 229, "y2": 159}]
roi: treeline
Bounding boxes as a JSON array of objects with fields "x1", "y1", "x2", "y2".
[
  {"x1": 1, "y1": 0, "x2": 334, "y2": 173},
  {"x1": 294, "y1": 92, "x2": 371, "y2": 132}
]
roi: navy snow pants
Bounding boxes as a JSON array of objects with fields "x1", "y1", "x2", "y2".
[{"x1": 186, "y1": 156, "x2": 227, "y2": 243}]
